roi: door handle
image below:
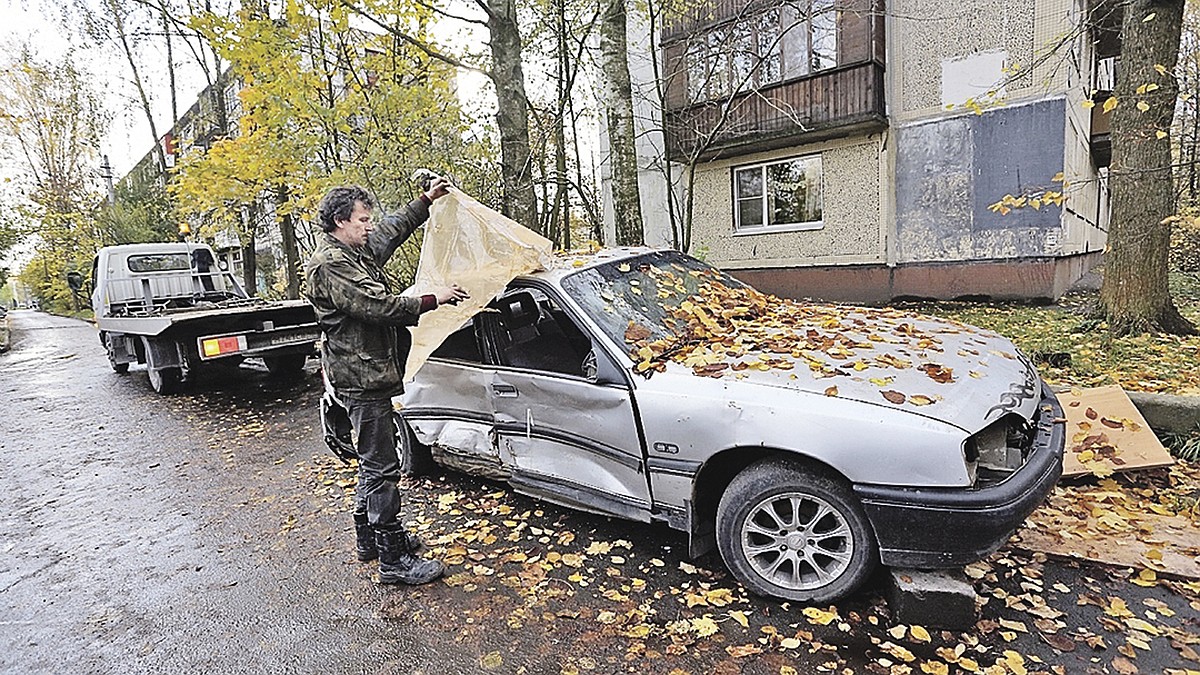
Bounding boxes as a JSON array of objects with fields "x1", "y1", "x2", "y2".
[{"x1": 492, "y1": 383, "x2": 519, "y2": 397}]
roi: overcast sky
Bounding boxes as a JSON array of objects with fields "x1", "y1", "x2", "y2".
[{"x1": 0, "y1": 0, "x2": 217, "y2": 181}]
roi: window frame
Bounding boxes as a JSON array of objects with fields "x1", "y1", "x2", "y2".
[
  {"x1": 679, "y1": 0, "x2": 840, "y2": 106},
  {"x1": 731, "y1": 154, "x2": 825, "y2": 235}
]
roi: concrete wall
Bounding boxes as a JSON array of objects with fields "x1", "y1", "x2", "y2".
[
  {"x1": 887, "y1": 0, "x2": 1106, "y2": 266},
  {"x1": 890, "y1": 0, "x2": 1076, "y2": 121},
  {"x1": 691, "y1": 136, "x2": 885, "y2": 270},
  {"x1": 893, "y1": 99, "x2": 1067, "y2": 264}
]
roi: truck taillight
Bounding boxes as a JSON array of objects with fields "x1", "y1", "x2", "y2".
[{"x1": 202, "y1": 335, "x2": 247, "y2": 357}]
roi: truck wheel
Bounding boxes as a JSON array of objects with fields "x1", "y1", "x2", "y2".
[
  {"x1": 148, "y1": 366, "x2": 183, "y2": 394},
  {"x1": 395, "y1": 416, "x2": 435, "y2": 477},
  {"x1": 264, "y1": 354, "x2": 307, "y2": 378},
  {"x1": 105, "y1": 334, "x2": 129, "y2": 374},
  {"x1": 716, "y1": 458, "x2": 877, "y2": 603}
]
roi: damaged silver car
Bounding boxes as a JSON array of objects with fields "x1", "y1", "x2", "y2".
[{"x1": 327, "y1": 248, "x2": 1064, "y2": 602}]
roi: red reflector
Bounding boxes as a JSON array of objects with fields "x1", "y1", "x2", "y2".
[{"x1": 217, "y1": 336, "x2": 242, "y2": 353}]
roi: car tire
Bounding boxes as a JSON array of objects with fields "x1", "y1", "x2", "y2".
[
  {"x1": 148, "y1": 366, "x2": 183, "y2": 394},
  {"x1": 104, "y1": 334, "x2": 129, "y2": 374},
  {"x1": 716, "y1": 458, "x2": 877, "y2": 603},
  {"x1": 264, "y1": 354, "x2": 307, "y2": 378},
  {"x1": 395, "y1": 416, "x2": 435, "y2": 477}
]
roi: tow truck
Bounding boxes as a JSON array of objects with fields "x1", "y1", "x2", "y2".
[{"x1": 90, "y1": 242, "x2": 318, "y2": 393}]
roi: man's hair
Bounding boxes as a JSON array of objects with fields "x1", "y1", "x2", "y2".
[{"x1": 318, "y1": 185, "x2": 376, "y2": 232}]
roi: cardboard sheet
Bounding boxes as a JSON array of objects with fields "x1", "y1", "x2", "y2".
[
  {"x1": 1057, "y1": 385, "x2": 1174, "y2": 477},
  {"x1": 1016, "y1": 508, "x2": 1200, "y2": 579},
  {"x1": 404, "y1": 188, "x2": 553, "y2": 379}
]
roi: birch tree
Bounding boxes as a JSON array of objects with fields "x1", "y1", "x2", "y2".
[{"x1": 599, "y1": 0, "x2": 643, "y2": 245}]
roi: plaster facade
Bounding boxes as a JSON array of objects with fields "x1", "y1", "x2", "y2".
[{"x1": 692, "y1": 138, "x2": 885, "y2": 269}]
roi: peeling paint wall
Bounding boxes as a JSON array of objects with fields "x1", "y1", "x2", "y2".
[
  {"x1": 895, "y1": 99, "x2": 1068, "y2": 263},
  {"x1": 689, "y1": 137, "x2": 885, "y2": 269}
]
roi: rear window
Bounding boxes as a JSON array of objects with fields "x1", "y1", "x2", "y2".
[{"x1": 127, "y1": 253, "x2": 190, "y2": 273}]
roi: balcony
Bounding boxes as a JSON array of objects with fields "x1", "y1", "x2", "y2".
[
  {"x1": 661, "y1": 0, "x2": 885, "y2": 160},
  {"x1": 665, "y1": 61, "x2": 886, "y2": 160}
]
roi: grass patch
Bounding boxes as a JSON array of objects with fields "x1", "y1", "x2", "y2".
[
  {"x1": 1161, "y1": 424, "x2": 1200, "y2": 462},
  {"x1": 895, "y1": 271, "x2": 1200, "y2": 395}
]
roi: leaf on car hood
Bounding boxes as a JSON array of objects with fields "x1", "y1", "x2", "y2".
[{"x1": 618, "y1": 266, "x2": 1000, "y2": 411}]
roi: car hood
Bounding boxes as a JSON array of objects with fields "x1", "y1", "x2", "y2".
[{"x1": 648, "y1": 304, "x2": 1041, "y2": 434}]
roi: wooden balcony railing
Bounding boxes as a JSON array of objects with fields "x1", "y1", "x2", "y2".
[{"x1": 665, "y1": 60, "x2": 887, "y2": 160}]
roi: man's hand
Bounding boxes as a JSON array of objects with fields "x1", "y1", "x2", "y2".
[
  {"x1": 424, "y1": 177, "x2": 451, "y2": 202},
  {"x1": 433, "y1": 284, "x2": 469, "y2": 306}
]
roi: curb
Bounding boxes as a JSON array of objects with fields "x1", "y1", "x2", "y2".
[{"x1": 1128, "y1": 391, "x2": 1200, "y2": 436}]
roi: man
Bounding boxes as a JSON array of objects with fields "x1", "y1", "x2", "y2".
[{"x1": 305, "y1": 180, "x2": 468, "y2": 585}]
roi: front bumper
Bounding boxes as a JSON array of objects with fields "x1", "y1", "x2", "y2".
[{"x1": 853, "y1": 382, "x2": 1065, "y2": 568}]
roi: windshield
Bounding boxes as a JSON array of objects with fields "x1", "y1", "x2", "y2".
[{"x1": 560, "y1": 250, "x2": 746, "y2": 356}]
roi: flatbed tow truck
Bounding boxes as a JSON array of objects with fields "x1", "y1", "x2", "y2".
[{"x1": 91, "y1": 242, "x2": 318, "y2": 393}]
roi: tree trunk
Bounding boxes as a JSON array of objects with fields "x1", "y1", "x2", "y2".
[
  {"x1": 486, "y1": 0, "x2": 539, "y2": 232},
  {"x1": 1101, "y1": 0, "x2": 1197, "y2": 335},
  {"x1": 275, "y1": 185, "x2": 301, "y2": 300},
  {"x1": 600, "y1": 0, "x2": 644, "y2": 246},
  {"x1": 242, "y1": 204, "x2": 259, "y2": 295},
  {"x1": 552, "y1": 0, "x2": 570, "y2": 249},
  {"x1": 107, "y1": 0, "x2": 168, "y2": 175}
]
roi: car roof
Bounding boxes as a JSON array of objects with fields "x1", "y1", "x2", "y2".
[{"x1": 518, "y1": 246, "x2": 665, "y2": 284}]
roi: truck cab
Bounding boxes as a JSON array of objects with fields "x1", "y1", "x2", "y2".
[{"x1": 92, "y1": 243, "x2": 246, "y2": 319}]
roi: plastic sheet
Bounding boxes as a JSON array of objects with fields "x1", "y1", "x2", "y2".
[{"x1": 404, "y1": 188, "x2": 553, "y2": 378}]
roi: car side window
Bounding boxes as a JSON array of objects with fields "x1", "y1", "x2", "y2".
[
  {"x1": 431, "y1": 317, "x2": 485, "y2": 363},
  {"x1": 491, "y1": 288, "x2": 591, "y2": 377}
]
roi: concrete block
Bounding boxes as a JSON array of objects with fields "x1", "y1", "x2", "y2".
[
  {"x1": 887, "y1": 568, "x2": 979, "y2": 630},
  {"x1": 1128, "y1": 391, "x2": 1200, "y2": 436}
]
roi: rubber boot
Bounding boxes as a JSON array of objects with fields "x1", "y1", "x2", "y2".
[
  {"x1": 376, "y1": 524, "x2": 444, "y2": 585},
  {"x1": 353, "y1": 510, "x2": 378, "y2": 562}
]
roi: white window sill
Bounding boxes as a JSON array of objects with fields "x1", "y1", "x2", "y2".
[{"x1": 733, "y1": 222, "x2": 825, "y2": 236}]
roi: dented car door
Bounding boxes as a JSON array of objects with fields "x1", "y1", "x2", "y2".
[{"x1": 485, "y1": 286, "x2": 652, "y2": 522}]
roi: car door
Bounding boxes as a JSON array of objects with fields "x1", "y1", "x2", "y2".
[
  {"x1": 401, "y1": 316, "x2": 506, "y2": 478},
  {"x1": 484, "y1": 285, "x2": 652, "y2": 522}
]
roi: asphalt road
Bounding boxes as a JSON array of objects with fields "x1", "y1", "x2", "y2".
[{"x1": 1, "y1": 310, "x2": 1197, "y2": 675}]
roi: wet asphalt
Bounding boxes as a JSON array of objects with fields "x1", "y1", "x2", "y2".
[
  {"x1": 1, "y1": 310, "x2": 1197, "y2": 675},
  {"x1": 0, "y1": 311, "x2": 448, "y2": 674}
]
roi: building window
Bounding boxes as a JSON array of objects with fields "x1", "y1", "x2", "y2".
[
  {"x1": 681, "y1": 0, "x2": 839, "y2": 104},
  {"x1": 733, "y1": 155, "x2": 823, "y2": 233},
  {"x1": 224, "y1": 83, "x2": 242, "y2": 137}
]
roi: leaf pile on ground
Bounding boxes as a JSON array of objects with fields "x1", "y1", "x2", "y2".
[{"x1": 286, "y1": 453, "x2": 1200, "y2": 675}]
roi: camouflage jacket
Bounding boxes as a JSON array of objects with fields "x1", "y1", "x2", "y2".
[{"x1": 304, "y1": 197, "x2": 431, "y2": 400}]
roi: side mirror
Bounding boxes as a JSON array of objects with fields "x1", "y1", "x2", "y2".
[{"x1": 66, "y1": 271, "x2": 84, "y2": 292}]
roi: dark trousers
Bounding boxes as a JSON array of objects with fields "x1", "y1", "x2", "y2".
[{"x1": 344, "y1": 395, "x2": 402, "y2": 528}]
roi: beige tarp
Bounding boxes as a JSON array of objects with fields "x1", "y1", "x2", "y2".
[{"x1": 403, "y1": 188, "x2": 553, "y2": 379}]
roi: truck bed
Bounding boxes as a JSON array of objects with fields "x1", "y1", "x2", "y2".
[{"x1": 97, "y1": 298, "x2": 316, "y2": 338}]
